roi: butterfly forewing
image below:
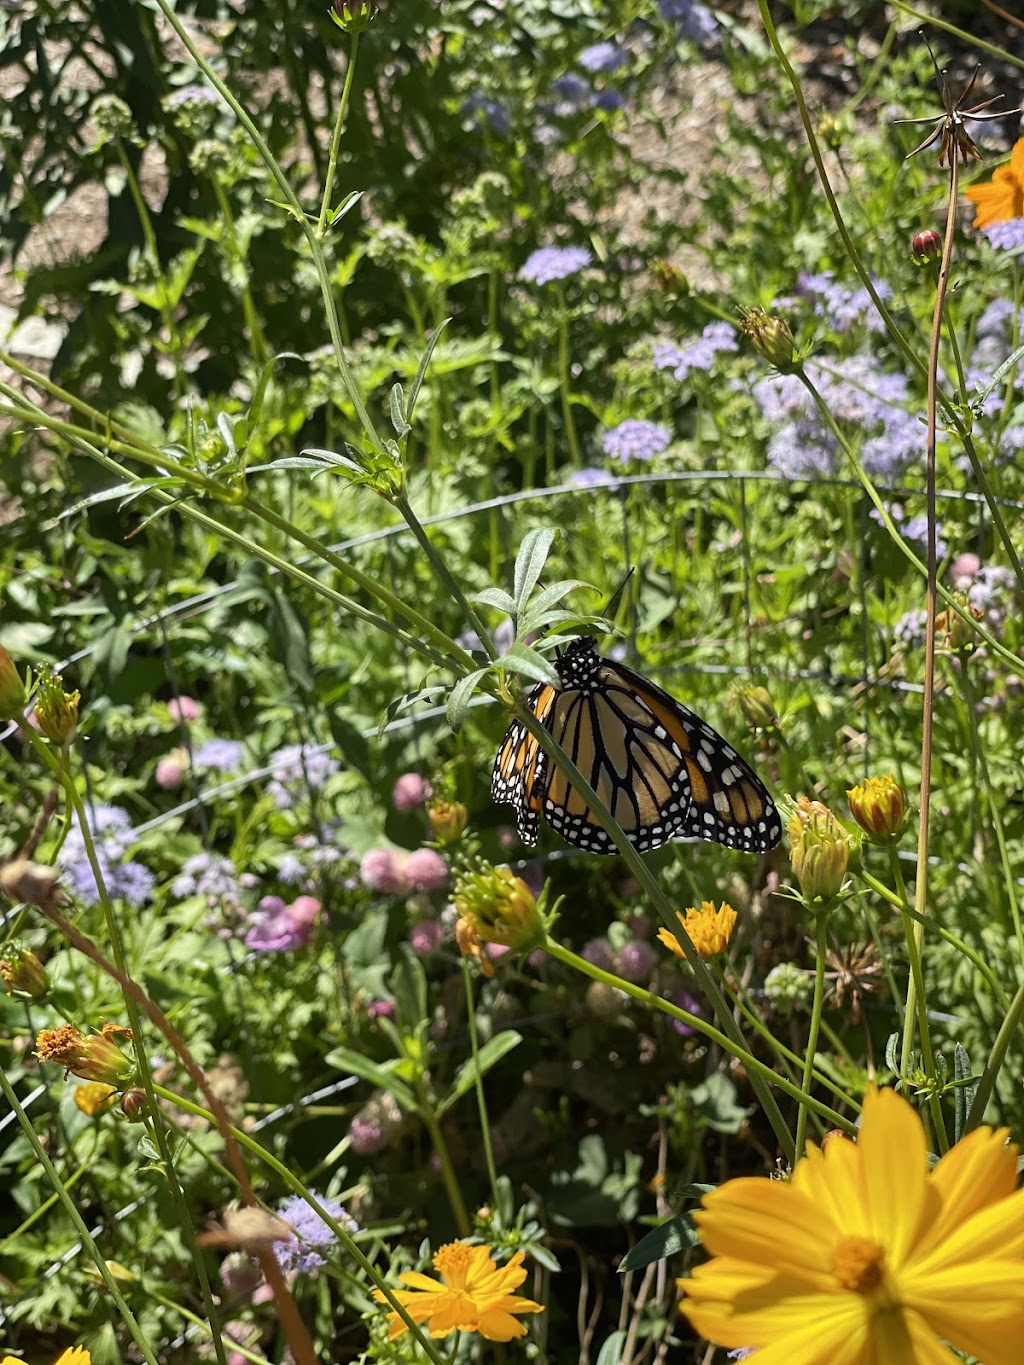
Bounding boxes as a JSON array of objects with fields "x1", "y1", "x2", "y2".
[{"x1": 490, "y1": 684, "x2": 555, "y2": 847}]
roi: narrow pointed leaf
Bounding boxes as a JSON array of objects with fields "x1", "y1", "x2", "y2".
[
  {"x1": 446, "y1": 668, "x2": 488, "y2": 731},
  {"x1": 513, "y1": 528, "x2": 557, "y2": 610}
]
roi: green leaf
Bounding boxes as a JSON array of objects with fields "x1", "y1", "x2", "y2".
[
  {"x1": 267, "y1": 588, "x2": 315, "y2": 694},
  {"x1": 689, "y1": 1073, "x2": 752, "y2": 1134},
  {"x1": 513, "y1": 527, "x2": 557, "y2": 610},
  {"x1": 439, "y1": 1031, "x2": 523, "y2": 1115},
  {"x1": 954, "y1": 1043, "x2": 977, "y2": 1142},
  {"x1": 618, "y1": 1206, "x2": 707, "y2": 1272},
  {"x1": 389, "y1": 382, "x2": 409, "y2": 438},
  {"x1": 323, "y1": 1046, "x2": 416, "y2": 1112},
  {"x1": 446, "y1": 668, "x2": 487, "y2": 731},
  {"x1": 596, "y1": 1332, "x2": 626, "y2": 1365},
  {"x1": 500, "y1": 643, "x2": 559, "y2": 687},
  {"x1": 472, "y1": 587, "x2": 516, "y2": 615},
  {"x1": 523, "y1": 579, "x2": 588, "y2": 618},
  {"x1": 407, "y1": 318, "x2": 452, "y2": 427},
  {"x1": 974, "y1": 343, "x2": 1024, "y2": 409},
  {"x1": 391, "y1": 948, "x2": 429, "y2": 1032}
]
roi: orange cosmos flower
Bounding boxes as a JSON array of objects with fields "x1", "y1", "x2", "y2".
[
  {"x1": 965, "y1": 138, "x2": 1024, "y2": 227},
  {"x1": 658, "y1": 901, "x2": 737, "y2": 959},
  {"x1": 373, "y1": 1241, "x2": 543, "y2": 1341},
  {"x1": 679, "y1": 1087, "x2": 1024, "y2": 1365}
]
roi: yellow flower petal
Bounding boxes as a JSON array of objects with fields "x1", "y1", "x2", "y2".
[
  {"x1": 54, "y1": 1354, "x2": 91, "y2": 1365},
  {"x1": 475, "y1": 1308, "x2": 532, "y2": 1341},
  {"x1": 912, "y1": 1124, "x2": 1018, "y2": 1258},
  {"x1": 694, "y1": 1180, "x2": 838, "y2": 1283}
]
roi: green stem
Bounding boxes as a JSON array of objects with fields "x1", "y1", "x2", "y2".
[
  {"x1": 556, "y1": 287, "x2": 582, "y2": 467},
  {"x1": 0, "y1": 1066, "x2": 161, "y2": 1365},
  {"x1": 209, "y1": 178, "x2": 271, "y2": 367},
  {"x1": 462, "y1": 958, "x2": 502, "y2": 1213},
  {"x1": 317, "y1": 32, "x2": 360, "y2": 238},
  {"x1": 794, "y1": 912, "x2": 829, "y2": 1159},
  {"x1": 889, "y1": 1, "x2": 1024, "y2": 70},
  {"x1": 966, "y1": 977, "x2": 1024, "y2": 1131},
  {"x1": 415, "y1": 1081, "x2": 473, "y2": 1237},
  {"x1": 148, "y1": 1290, "x2": 273, "y2": 1365},
  {"x1": 151, "y1": 1085, "x2": 451, "y2": 1365},
  {"x1": 542, "y1": 939, "x2": 854, "y2": 1133}
]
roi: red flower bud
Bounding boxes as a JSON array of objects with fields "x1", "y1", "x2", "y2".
[{"x1": 912, "y1": 229, "x2": 942, "y2": 264}]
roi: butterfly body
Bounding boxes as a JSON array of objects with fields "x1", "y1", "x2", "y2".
[{"x1": 491, "y1": 637, "x2": 781, "y2": 855}]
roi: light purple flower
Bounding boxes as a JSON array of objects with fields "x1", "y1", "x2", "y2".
[
  {"x1": 551, "y1": 73, "x2": 592, "y2": 107},
  {"x1": 58, "y1": 804, "x2": 155, "y2": 908},
  {"x1": 460, "y1": 94, "x2": 510, "y2": 136},
  {"x1": 652, "y1": 321, "x2": 737, "y2": 382},
  {"x1": 601, "y1": 419, "x2": 672, "y2": 464},
  {"x1": 276, "y1": 853, "x2": 306, "y2": 884},
  {"x1": 519, "y1": 245, "x2": 593, "y2": 286},
  {"x1": 578, "y1": 41, "x2": 627, "y2": 73},
  {"x1": 246, "y1": 908, "x2": 304, "y2": 953},
  {"x1": 405, "y1": 847, "x2": 448, "y2": 892},
  {"x1": 266, "y1": 743, "x2": 340, "y2": 809},
  {"x1": 193, "y1": 738, "x2": 245, "y2": 772},
  {"x1": 901, "y1": 515, "x2": 949, "y2": 560},
  {"x1": 591, "y1": 89, "x2": 625, "y2": 113},
  {"x1": 392, "y1": 772, "x2": 432, "y2": 812},
  {"x1": 894, "y1": 608, "x2": 929, "y2": 650},
  {"x1": 457, "y1": 616, "x2": 515, "y2": 657},
  {"x1": 659, "y1": 0, "x2": 718, "y2": 42},
  {"x1": 567, "y1": 466, "x2": 619, "y2": 488},
  {"x1": 166, "y1": 84, "x2": 219, "y2": 107},
  {"x1": 666, "y1": 990, "x2": 701, "y2": 1036},
  {"x1": 983, "y1": 218, "x2": 1024, "y2": 252},
  {"x1": 615, "y1": 940, "x2": 656, "y2": 982},
  {"x1": 272, "y1": 1192, "x2": 356, "y2": 1274},
  {"x1": 173, "y1": 852, "x2": 241, "y2": 901},
  {"x1": 582, "y1": 937, "x2": 614, "y2": 972},
  {"x1": 797, "y1": 270, "x2": 891, "y2": 333},
  {"x1": 969, "y1": 564, "x2": 1016, "y2": 627}
]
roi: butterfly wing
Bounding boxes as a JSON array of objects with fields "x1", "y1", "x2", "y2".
[
  {"x1": 603, "y1": 660, "x2": 782, "y2": 854},
  {"x1": 540, "y1": 675, "x2": 693, "y2": 854},
  {"x1": 491, "y1": 684, "x2": 556, "y2": 847}
]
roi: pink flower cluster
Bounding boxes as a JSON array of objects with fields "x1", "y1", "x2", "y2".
[
  {"x1": 359, "y1": 846, "x2": 448, "y2": 895},
  {"x1": 391, "y1": 771, "x2": 432, "y2": 811},
  {"x1": 245, "y1": 894, "x2": 321, "y2": 953}
]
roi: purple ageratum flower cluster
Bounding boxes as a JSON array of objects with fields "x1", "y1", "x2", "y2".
[
  {"x1": 578, "y1": 41, "x2": 627, "y2": 73},
  {"x1": 658, "y1": 0, "x2": 718, "y2": 42},
  {"x1": 894, "y1": 608, "x2": 929, "y2": 650},
  {"x1": 165, "y1": 84, "x2": 219, "y2": 108},
  {"x1": 246, "y1": 894, "x2": 320, "y2": 953},
  {"x1": 172, "y1": 851, "x2": 242, "y2": 902},
  {"x1": 519, "y1": 245, "x2": 592, "y2": 286},
  {"x1": 983, "y1": 218, "x2": 1024, "y2": 252},
  {"x1": 796, "y1": 270, "x2": 892, "y2": 334},
  {"x1": 192, "y1": 738, "x2": 245, "y2": 772},
  {"x1": 272, "y1": 1192, "x2": 357, "y2": 1274},
  {"x1": 872, "y1": 504, "x2": 949, "y2": 560},
  {"x1": 567, "y1": 467, "x2": 620, "y2": 488},
  {"x1": 601, "y1": 419, "x2": 672, "y2": 465},
  {"x1": 968, "y1": 564, "x2": 1017, "y2": 628},
  {"x1": 266, "y1": 744, "x2": 340, "y2": 810},
  {"x1": 652, "y1": 322, "x2": 738, "y2": 383},
  {"x1": 460, "y1": 93, "x2": 510, "y2": 137},
  {"x1": 754, "y1": 358, "x2": 919, "y2": 482},
  {"x1": 457, "y1": 616, "x2": 515, "y2": 657},
  {"x1": 59, "y1": 804, "x2": 155, "y2": 908}
]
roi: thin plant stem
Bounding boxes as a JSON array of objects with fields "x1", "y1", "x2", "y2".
[
  {"x1": 209, "y1": 178, "x2": 271, "y2": 366},
  {"x1": 794, "y1": 912, "x2": 829, "y2": 1159},
  {"x1": 889, "y1": 2, "x2": 1024, "y2": 69},
  {"x1": 0, "y1": 1066, "x2": 161, "y2": 1365},
  {"x1": 317, "y1": 31, "x2": 360, "y2": 238},
  {"x1": 461, "y1": 958, "x2": 502, "y2": 1213},
  {"x1": 541, "y1": 939, "x2": 855, "y2": 1133},
  {"x1": 413, "y1": 1079, "x2": 472, "y2": 1237},
  {"x1": 149, "y1": 1291, "x2": 272, "y2": 1365},
  {"x1": 556, "y1": 285, "x2": 582, "y2": 467},
  {"x1": 966, "y1": 978, "x2": 1024, "y2": 1131}
]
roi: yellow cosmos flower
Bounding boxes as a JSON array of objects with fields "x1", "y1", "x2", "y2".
[
  {"x1": 679, "y1": 1087, "x2": 1024, "y2": 1365},
  {"x1": 3, "y1": 1351, "x2": 91, "y2": 1365},
  {"x1": 658, "y1": 901, "x2": 737, "y2": 959},
  {"x1": 965, "y1": 138, "x2": 1024, "y2": 227},
  {"x1": 373, "y1": 1241, "x2": 544, "y2": 1341}
]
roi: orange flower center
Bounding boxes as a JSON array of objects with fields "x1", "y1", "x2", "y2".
[
  {"x1": 831, "y1": 1236, "x2": 886, "y2": 1294},
  {"x1": 433, "y1": 1241, "x2": 472, "y2": 1285}
]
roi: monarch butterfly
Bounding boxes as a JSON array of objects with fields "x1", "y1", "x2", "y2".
[{"x1": 491, "y1": 637, "x2": 781, "y2": 855}]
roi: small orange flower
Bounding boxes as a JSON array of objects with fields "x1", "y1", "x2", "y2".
[
  {"x1": 373, "y1": 1241, "x2": 544, "y2": 1341},
  {"x1": 658, "y1": 902, "x2": 737, "y2": 959},
  {"x1": 35, "y1": 1022, "x2": 135, "y2": 1087},
  {"x1": 965, "y1": 138, "x2": 1024, "y2": 227}
]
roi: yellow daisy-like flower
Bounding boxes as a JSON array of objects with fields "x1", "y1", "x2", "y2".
[
  {"x1": 3, "y1": 1351, "x2": 91, "y2": 1365},
  {"x1": 965, "y1": 138, "x2": 1024, "y2": 227},
  {"x1": 679, "y1": 1087, "x2": 1024, "y2": 1365},
  {"x1": 658, "y1": 901, "x2": 737, "y2": 959},
  {"x1": 373, "y1": 1241, "x2": 544, "y2": 1341}
]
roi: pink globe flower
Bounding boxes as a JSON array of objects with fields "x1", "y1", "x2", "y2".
[
  {"x1": 405, "y1": 847, "x2": 448, "y2": 892},
  {"x1": 615, "y1": 939, "x2": 656, "y2": 982},
  {"x1": 951, "y1": 552, "x2": 981, "y2": 591},
  {"x1": 167, "y1": 695, "x2": 201, "y2": 723},
  {"x1": 360, "y1": 848, "x2": 409, "y2": 894},
  {"x1": 288, "y1": 895, "x2": 321, "y2": 932},
  {"x1": 408, "y1": 920, "x2": 444, "y2": 955},
  {"x1": 367, "y1": 1000, "x2": 395, "y2": 1020},
  {"x1": 155, "y1": 749, "x2": 188, "y2": 790},
  {"x1": 392, "y1": 772, "x2": 432, "y2": 811},
  {"x1": 485, "y1": 942, "x2": 511, "y2": 962}
]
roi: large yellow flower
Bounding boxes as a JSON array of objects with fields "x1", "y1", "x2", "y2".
[
  {"x1": 658, "y1": 901, "x2": 737, "y2": 959},
  {"x1": 965, "y1": 138, "x2": 1024, "y2": 227},
  {"x1": 373, "y1": 1241, "x2": 544, "y2": 1341},
  {"x1": 3, "y1": 1351, "x2": 90, "y2": 1365},
  {"x1": 679, "y1": 1087, "x2": 1024, "y2": 1364}
]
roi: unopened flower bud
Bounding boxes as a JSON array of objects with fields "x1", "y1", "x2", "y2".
[
  {"x1": 0, "y1": 644, "x2": 26, "y2": 719},
  {"x1": 937, "y1": 598, "x2": 983, "y2": 653},
  {"x1": 330, "y1": 0, "x2": 378, "y2": 33},
  {"x1": 734, "y1": 682, "x2": 778, "y2": 732},
  {"x1": 764, "y1": 962, "x2": 813, "y2": 1019},
  {"x1": 453, "y1": 863, "x2": 546, "y2": 951},
  {"x1": 0, "y1": 944, "x2": 48, "y2": 997},
  {"x1": 35, "y1": 1022, "x2": 135, "y2": 1087},
  {"x1": 35, "y1": 670, "x2": 80, "y2": 745},
  {"x1": 650, "y1": 259, "x2": 689, "y2": 296},
  {"x1": 120, "y1": 1088, "x2": 148, "y2": 1121},
  {"x1": 912, "y1": 229, "x2": 942, "y2": 264},
  {"x1": 787, "y1": 805, "x2": 853, "y2": 905},
  {"x1": 428, "y1": 799, "x2": 468, "y2": 844},
  {"x1": 0, "y1": 859, "x2": 65, "y2": 910},
  {"x1": 847, "y1": 775, "x2": 909, "y2": 843},
  {"x1": 738, "y1": 307, "x2": 798, "y2": 372}
]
